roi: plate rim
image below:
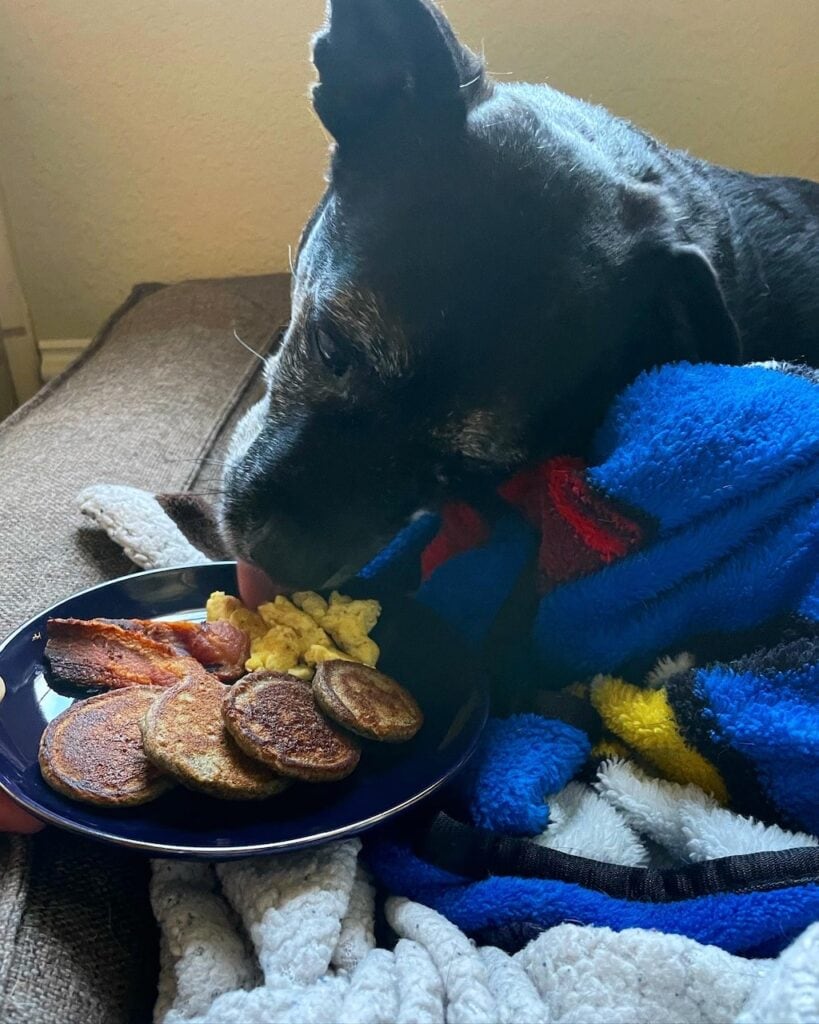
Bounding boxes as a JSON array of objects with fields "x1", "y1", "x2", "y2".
[{"x1": 0, "y1": 561, "x2": 487, "y2": 858}]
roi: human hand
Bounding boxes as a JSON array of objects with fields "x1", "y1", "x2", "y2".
[{"x1": 0, "y1": 793, "x2": 44, "y2": 833}]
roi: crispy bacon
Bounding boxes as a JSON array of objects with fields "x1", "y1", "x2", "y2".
[
  {"x1": 105, "y1": 619, "x2": 249, "y2": 682},
  {"x1": 45, "y1": 617, "x2": 249, "y2": 692}
]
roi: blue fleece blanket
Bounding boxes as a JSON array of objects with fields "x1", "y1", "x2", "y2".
[
  {"x1": 364, "y1": 362, "x2": 819, "y2": 677},
  {"x1": 361, "y1": 361, "x2": 819, "y2": 955}
]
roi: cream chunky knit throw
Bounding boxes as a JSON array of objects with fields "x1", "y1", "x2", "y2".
[{"x1": 151, "y1": 840, "x2": 819, "y2": 1024}]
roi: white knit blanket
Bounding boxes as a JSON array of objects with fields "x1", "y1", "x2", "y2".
[
  {"x1": 152, "y1": 841, "x2": 819, "y2": 1024},
  {"x1": 80, "y1": 483, "x2": 819, "y2": 1024}
]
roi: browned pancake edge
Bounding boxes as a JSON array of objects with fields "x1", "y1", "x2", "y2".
[
  {"x1": 312, "y1": 660, "x2": 423, "y2": 742},
  {"x1": 222, "y1": 671, "x2": 360, "y2": 782},
  {"x1": 39, "y1": 687, "x2": 172, "y2": 807},
  {"x1": 142, "y1": 675, "x2": 288, "y2": 800}
]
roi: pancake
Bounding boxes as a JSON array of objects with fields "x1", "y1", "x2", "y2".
[
  {"x1": 222, "y1": 671, "x2": 361, "y2": 782},
  {"x1": 312, "y1": 660, "x2": 423, "y2": 742},
  {"x1": 39, "y1": 687, "x2": 172, "y2": 806},
  {"x1": 142, "y1": 675, "x2": 288, "y2": 799}
]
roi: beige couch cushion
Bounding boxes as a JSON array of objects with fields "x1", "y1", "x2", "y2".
[{"x1": 0, "y1": 274, "x2": 289, "y2": 1024}]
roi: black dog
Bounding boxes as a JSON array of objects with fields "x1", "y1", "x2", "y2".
[{"x1": 221, "y1": 0, "x2": 818, "y2": 591}]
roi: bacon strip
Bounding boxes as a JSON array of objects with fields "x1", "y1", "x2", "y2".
[
  {"x1": 45, "y1": 617, "x2": 249, "y2": 692},
  {"x1": 104, "y1": 619, "x2": 249, "y2": 682}
]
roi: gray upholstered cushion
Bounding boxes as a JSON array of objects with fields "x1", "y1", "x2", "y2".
[{"x1": 0, "y1": 274, "x2": 289, "y2": 1024}]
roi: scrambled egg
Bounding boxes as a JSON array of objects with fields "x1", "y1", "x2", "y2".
[
  {"x1": 293, "y1": 591, "x2": 380, "y2": 667},
  {"x1": 206, "y1": 590, "x2": 381, "y2": 678}
]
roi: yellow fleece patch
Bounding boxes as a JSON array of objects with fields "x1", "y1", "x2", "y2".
[{"x1": 591, "y1": 677, "x2": 728, "y2": 803}]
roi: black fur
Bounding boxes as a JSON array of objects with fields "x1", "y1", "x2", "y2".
[{"x1": 221, "y1": 0, "x2": 818, "y2": 589}]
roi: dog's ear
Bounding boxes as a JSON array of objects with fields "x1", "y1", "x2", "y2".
[
  {"x1": 659, "y1": 245, "x2": 742, "y2": 364},
  {"x1": 311, "y1": 0, "x2": 486, "y2": 147},
  {"x1": 630, "y1": 242, "x2": 741, "y2": 365}
]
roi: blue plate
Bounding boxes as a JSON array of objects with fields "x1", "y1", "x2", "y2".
[{"x1": 0, "y1": 562, "x2": 487, "y2": 858}]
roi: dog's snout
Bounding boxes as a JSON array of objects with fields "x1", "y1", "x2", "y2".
[{"x1": 246, "y1": 514, "x2": 353, "y2": 591}]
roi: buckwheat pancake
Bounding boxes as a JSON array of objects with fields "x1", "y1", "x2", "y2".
[
  {"x1": 223, "y1": 671, "x2": 361, "y2": 782},
  {"x1": 39, "y1": 687, "x2": 172, "y2": 807},
  {"x1": 312, "y1": 660, "x2": 423, "y2": 742},
  {"x1": 142, "y1": 675, "x2": 288, "y2": 799}
]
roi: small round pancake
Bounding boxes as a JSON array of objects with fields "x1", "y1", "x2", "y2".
[
  {"x1": 312, "y1": 660, "x2": 423, "y2": 742},
  {"x1": 39, "y1": 687, "x2": 172, "y2": 807},
  {"x1": 142, "y1": 675, "x2": 288, "y2": 800},
  {"x1": 222, "y1": 671, "x2": 360, "y2": 782}
]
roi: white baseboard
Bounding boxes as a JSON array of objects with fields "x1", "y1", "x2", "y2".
[{"x1": 39, "y1": 338, "x2": 92, "y2": 380}]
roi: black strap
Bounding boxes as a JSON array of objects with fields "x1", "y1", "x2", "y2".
[{"x1": 418, "y1": 812, "x2": 819, "y2": 901}]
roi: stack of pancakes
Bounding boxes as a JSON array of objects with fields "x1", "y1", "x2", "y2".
[{"x1": 39, "y1": 660, "x2": 423, "y2": 807}]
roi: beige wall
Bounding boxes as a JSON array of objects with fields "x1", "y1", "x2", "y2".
[{"x1": 0, "y1": 0, "x2": 816, "y2": 340}]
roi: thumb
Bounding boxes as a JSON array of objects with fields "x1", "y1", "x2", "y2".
[{"x1": 0, "y1": 794, "x2": 44, "y2": 834}]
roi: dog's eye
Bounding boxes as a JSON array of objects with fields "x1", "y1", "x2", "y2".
[{"x1": 314, "y1": 325, "x2": 352, "y2": 377}]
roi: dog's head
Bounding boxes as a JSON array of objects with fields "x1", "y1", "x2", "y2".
[{"x1": 221, "y1": 0, "x2": 740, "y2": 590}]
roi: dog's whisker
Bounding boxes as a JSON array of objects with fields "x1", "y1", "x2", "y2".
[
  {"x1": 460, "y1": 72, "x2": 482, "y2": 90},
  {"x1": 232, "y1": 328, "x2": 266, "y2": 362},
  {"x1": 162, "y1": 455, "x2": 224, "y2": 465},
  {"x1": 287, "y1": 244, "x2": 295, "y2": 275},
  {"x1": 188, "y1": 473, "x2": 226, "y2": 484},
  {"x1": 186, "y1": 471, "x2": 223, "y2": 480}
]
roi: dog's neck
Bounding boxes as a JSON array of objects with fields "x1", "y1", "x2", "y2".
[
  {"x1": 514, "y1": 81, "x2": 818, "y2": 365},
  {"x1": 699, "y1": 165, "x2": 819, "y2": 362}
]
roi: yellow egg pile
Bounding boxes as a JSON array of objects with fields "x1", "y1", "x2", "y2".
[{"x1": 206, "y1": 590, "x2": 381, "y2": 680}]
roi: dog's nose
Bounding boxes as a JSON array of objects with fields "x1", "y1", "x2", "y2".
[{"x1": 244, "y1": 515, "x2": 346, "y2": 592}]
